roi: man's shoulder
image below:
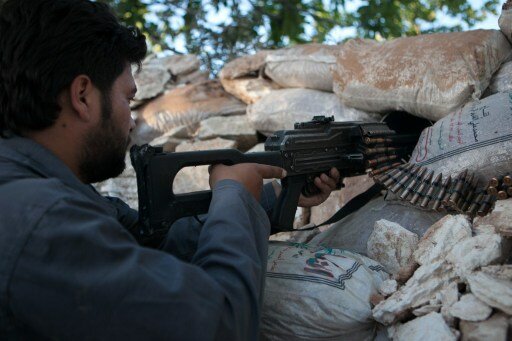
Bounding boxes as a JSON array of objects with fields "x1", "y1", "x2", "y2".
[{"x1": 1, "y1": 177, "x2": 74, "y2": 207}]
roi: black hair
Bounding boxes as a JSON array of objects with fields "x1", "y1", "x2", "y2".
[{"x1": 0, "y1": 0, "x2": 147, "y2": 136}]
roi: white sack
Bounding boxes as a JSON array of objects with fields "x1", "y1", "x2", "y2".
[
  {"x1": 409, "y1": 91, "x2": 512, "y2": 186},
  {"x1": 261, "y1": 242, "x2": 388, "y2": 341},
  {"x1": 219, "y1": 51, "x2": 281, "y2": 104},
  {"x1": 246, "y1": 88, "x2": 379, "y2": 135},
  {"x1": 264, "y1": 43, "x2": 339, "y2": 92},
  {"x1": 333, "y1": 30, "x2": 512, "y2": 121}
]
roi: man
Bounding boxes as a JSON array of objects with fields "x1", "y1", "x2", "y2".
[{"x1": 0, "y1": 0, "x2": 340, "y2": 339}]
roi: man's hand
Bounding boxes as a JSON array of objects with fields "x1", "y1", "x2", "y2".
[
  {"x1": 209, "y1": 163, "x2": 287, "y2": 201},
  {"x1": 271, "y1": 168, "x2": 341, "y2": 207}
]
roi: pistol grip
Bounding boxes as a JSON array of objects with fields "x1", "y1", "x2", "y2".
[{"x1": 270, "y1": 175, "x2": 306, "y2": 231}]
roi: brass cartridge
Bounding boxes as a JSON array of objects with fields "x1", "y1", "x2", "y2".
[
  {"x1": 420, "y1": 173, "x2": 443, "y2": 208},
  {"x1": 410, "y1": 170, "x2": 434, "y2": 205}
]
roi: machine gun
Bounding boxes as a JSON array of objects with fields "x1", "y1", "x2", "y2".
[{"x1": 130, "y1": 116, "x2": 417, "y2": 245}]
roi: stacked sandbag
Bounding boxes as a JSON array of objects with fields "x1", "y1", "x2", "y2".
[
  {"x1": 264, "y1": 43, "x2": 339, "y2": 92},
  {"x1": 219, "y1": 51, "x2": 281, "y2": 104},
  {"x1": 131, "y1": 80, "x2": 246, "y2": 145},
  {"x1": 333, "y1": 30, "x2": 512, "y2": 121},
  {"x1": 246, "y1": 88, "x2": 380, "y2": 135},
  {"x1": 308, "y1": 195, "x2": 445, "y2": 257},
  {"x1": 261, "y1": 241, "x2": 389, "y2": 341},
  {"x1": 408, "y1": 91, "x2": 512, "y2": 189}
]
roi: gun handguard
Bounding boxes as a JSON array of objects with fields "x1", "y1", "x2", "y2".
[{"x1": 130, "y1": 116, "x2": 417, "y2": 244}]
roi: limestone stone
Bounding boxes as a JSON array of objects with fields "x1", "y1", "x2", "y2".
[
  {"x1": 473, "y1": 223, "x2": 498, "y2": 235},
  {"x1": 474, "y1": 199, "x2": 512, "y2": 237},
  {"x1": 466, "y1": 265, "x2": 512, "y2": 315},
  {"x1": 159, "y1": 54, "x2": 201, "y2": 76},
  {"x1": 176, "y1": 69, "x2": 209, "y2": 86},
  {"x1": 413, "y1": 215, "x2": 472, "y2": 265},
  {"x1": 412, "y1": 304, "x2": 442, "y2": 317},
  {"x1": 196, "y1": 115, "x2": 258, "y2": 151},
  {"x1": 133, "y1": 63, "x2": 171, "y2": 101},
  {"x1": 379, "y1": 279, "x2": 398, "y2": 297},
  {"x1": 391, "y1": 312, "x2": 456, "y2": 341},
  {"x1": 94, "y1": 153, "x2": 138, "y2": 209},
  {"x1": 372, "y1": 260, "x2": 457, "y2": 325},
  {"x1": 173, "y1": 138, "x2": 237, "y2": 193},
  {"x1": 448, "y1": 294, "x2": 492, "y2": 322},
  {"x1": 439, "y1": 282, "x2": 459, "y2": 307},
  {"x1": 246, "y1": 143, "x2": 265, "y2": 153},
  {"x1": 367, "y1": 219, "x2": 419, "y2": 275},
  {"x1": 446, "y1": 234, "x2": 502, "y2": 276},
  {"x1": 460, "y1": 313, "x2": 509, "y2": 341}
]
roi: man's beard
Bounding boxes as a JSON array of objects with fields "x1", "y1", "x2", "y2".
[{"x1": 79, "y1": 94, "x2": 130, "y2": 184}]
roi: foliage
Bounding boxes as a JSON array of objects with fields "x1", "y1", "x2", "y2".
[{"x1": 101, "y1": 0, "x2": 501, "y2": 73}]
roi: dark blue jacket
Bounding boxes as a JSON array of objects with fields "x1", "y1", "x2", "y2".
[{"x1": 0, "y1": 136, "x2": 273, "y2": 340}]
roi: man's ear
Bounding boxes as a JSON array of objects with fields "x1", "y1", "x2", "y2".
[{"x1": 69, "y1": 75, "x2": 95, "y2": 122}]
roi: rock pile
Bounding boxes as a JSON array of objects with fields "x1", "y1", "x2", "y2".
[{"x1": 368, "y1": 201, "x2": 512, "y2": 340}]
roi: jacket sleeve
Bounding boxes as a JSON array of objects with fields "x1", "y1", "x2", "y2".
[
  {"x1": 162, "y1": 181, "x2": 277, "y2": 261},
  {"x1": 8, "y1": 179, "x2": 270, "y2": 341}
]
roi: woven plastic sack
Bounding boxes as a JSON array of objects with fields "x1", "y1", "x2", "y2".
[
  {"x1": 333, "y1": 30, "x2": 512, "y2": 121},
  {"x1": 264, "y1": 44, "x2": 339, "y2": 92},
  {"x1": 246, "y1": 88, "x2": 380, "y2": 135},
  {"x1": 131, "y1": 80, "x2": 246, "y2": 144},
  {"x1": 308, "y1": 195, "x2": 443, "y2": 257},
  {"x1": 409, "y1": 91, "x2": 512, "y2": 187},
  {"x1": 219, "y1": 51, "x2": 281, "y2": 104},
  {"x1": 261, "y1": 241, "x2": 389, "y2": 341}
]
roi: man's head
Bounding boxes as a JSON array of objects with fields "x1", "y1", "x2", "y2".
[{"x1": 0, "y1": 0, "x2": 147, "y2": 182}]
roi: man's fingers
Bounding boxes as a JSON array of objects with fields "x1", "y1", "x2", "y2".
[
  {"x1": 314, "y1": 177, "x2": 331, "y2": 194},
  {"x1": 320, "y1": 173, "x2": 337, "y2": 190},
  {"x1": 330, "y1": 167, "x2": 340, "y2": 182},
  {"x1": 255, "y1": 164, "x2": 287, "y2": 179}
]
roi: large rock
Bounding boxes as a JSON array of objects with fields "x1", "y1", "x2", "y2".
[
  {"x1": 133, "y1": 63, "x2": 171, "y2": 101},
  {"x1": 413, "y1": 215, "x2": 472, "y2": 265},
  {"x1": 372, "y1": 260, "x2": 457, "y2": 325},
  {"x1": 474, "y1": 198, "x2": 512, "y2": 237},
  {"x1": 196, "y1": 115, "x2": 258, "y2": 151},
  {"x1": 466, "y1": 265, "x2": 512, "y2": 315},
  {"x1": 367, "y1": 219, "x2": 419, "y2": 275},
  {"x1": 94, "y1": 153, "x2": 138, "y2": 209},
  {"x1": 389, "y1": 312, "x2": 456, "y2": 341},
  {"x1": 446, "y1": 234, "x2": 502, "y2": 276},
  {"x1": 448, "y1": 294, "x2": 492, "y2": 322},
  {"x1": 460, "y1": 313, "x2": 510, "y2": 341}
]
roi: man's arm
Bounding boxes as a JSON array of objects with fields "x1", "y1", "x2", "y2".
[{"x1": 8, "y1": 179, "x2": 269, "y2": 340}]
